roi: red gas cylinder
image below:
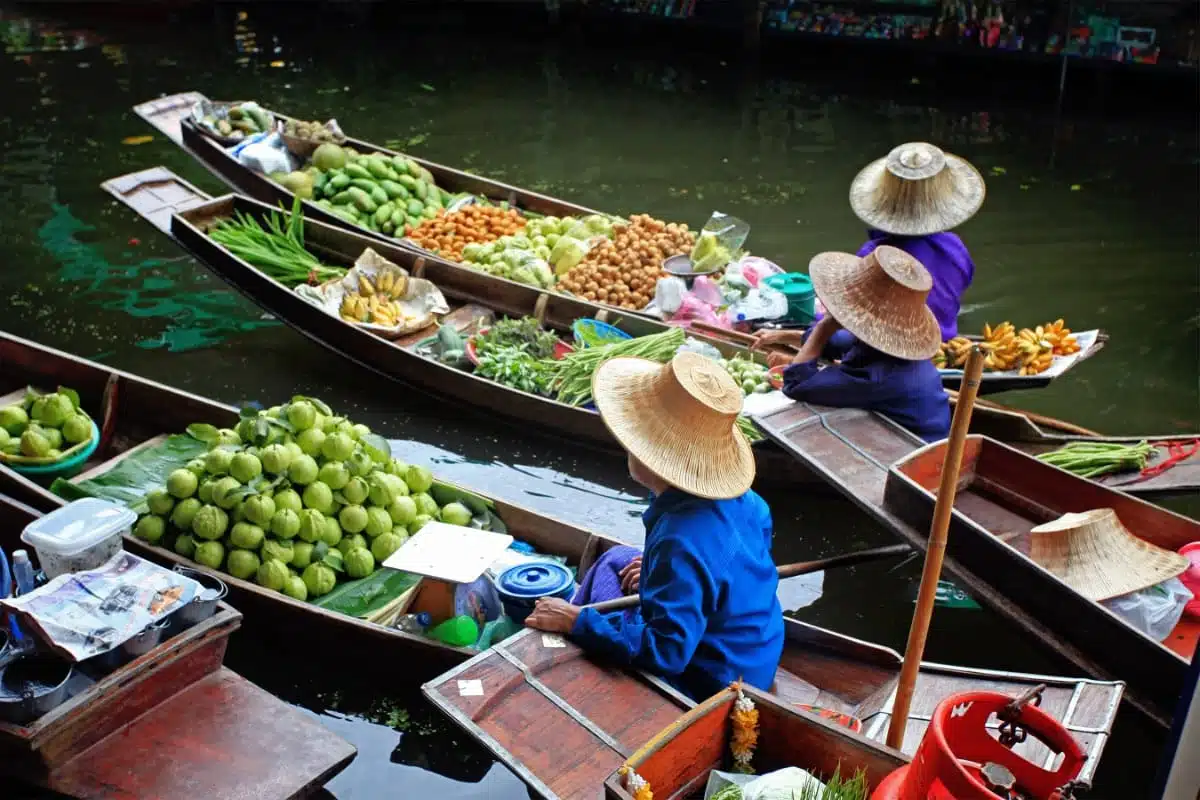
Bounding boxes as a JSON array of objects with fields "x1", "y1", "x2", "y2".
[{"x1": 872, "y1": 688, "x2": 1086, "y2": 799}]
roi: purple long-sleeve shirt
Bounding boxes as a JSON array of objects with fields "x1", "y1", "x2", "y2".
[{"x1": 856, "y1": 230, "x2": 975, "y2": 341}]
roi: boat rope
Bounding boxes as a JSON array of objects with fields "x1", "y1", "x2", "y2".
[
  {"x1": 800, "y1": 403, "x2": 890, "y2": 472},
  {"x1": 492, "y1": 645, "x2": 632, "y2": 758},
  {"x1": 1137, "y1": 439, "x2": 1200, "y2": 480}
]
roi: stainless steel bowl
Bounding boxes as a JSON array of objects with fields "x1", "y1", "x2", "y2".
[
  {"x1": 170, "y1": 566, "x2": 228, "y2": 631},
  {"x1": 0, "y1": 653, "x2": 73, "y2": 724}
]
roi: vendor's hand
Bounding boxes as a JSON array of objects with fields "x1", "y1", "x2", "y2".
[
  {"x1": 619, "y1": 556, "x2": 642, "y2": 595},
  {"x1": 767, "y1": 352, "x2": 792, "y2": 369},
  {"x1": 525, "y1": 597, "x2": 582, "y2": 634},
  {"x1": 750, "y1": 329, "x2": 804, "y2": 353},
  {"x1": 814, "y1": 314, "x2": 842, "y2": 333}
]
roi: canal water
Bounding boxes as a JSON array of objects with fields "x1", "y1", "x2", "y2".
[{"x1": 1, "y1": 5, "x2": 1196, "y2": 798}]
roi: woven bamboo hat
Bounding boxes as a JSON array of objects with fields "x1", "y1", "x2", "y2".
[
  {"x1": 592, "y1": 351, "x2": 755, "y2": 500},
  {"x1": 1029, "y1": 508, "x2": 1190, "y2": 601},
  {"x1": 808, "y1": 244, "x2": 941, "y2": 361},
  {"x1": 849, "y1": 142, "x2": 986, "y2": 236}
]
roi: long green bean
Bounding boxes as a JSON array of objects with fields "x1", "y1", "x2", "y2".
[
  {"x1": 1037, "y1": 440, "x2": 1152, "y2": 478},
  {"x1": 209, "y1": 197, "x2": 345, "y2": 286},
  {"x1": 547, "y1": 327, "x2": 686, "y2": 407}
]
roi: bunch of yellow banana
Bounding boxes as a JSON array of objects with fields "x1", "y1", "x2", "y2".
[
  {"x1": 936, "y1": 318, "x2": 1080, "y2": 376},
  {"x1": 939, "y1": 336, "x2": 976, "y2": 368},
  {"x1": 338, "y1": 271, "x2": 410, "y2": 326},
  {"x1": 1040, "y1": 319, "x2": 1080, "y2": 356}
]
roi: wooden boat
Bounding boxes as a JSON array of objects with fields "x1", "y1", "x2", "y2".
[
  {"x1": 423, "y1": 626, "x2": 1120, "y2": 800},
  {"x1": 101, "y1": 168, "x2": 1144, "y2": 499},
  {"x1": 602, "y1": 684, "x2": 907, "y2": 799},
  {"x1": 885, "y1": 436, "x2": 1200, "y2": 721},
  {"x1": 0, "y1": 330, "x2": 628, "y2": 680},
  {"x1": 753, "y1": 400, "x2": 1197, "y2": 727},
  {"x1": 132, "y1": 92, "x2": 1108, "y2": 394},
  {"x1": 0, "y1": 493, "x2": 356, "y2": 798}
]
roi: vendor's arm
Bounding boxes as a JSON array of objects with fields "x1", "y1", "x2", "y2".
[
  {"x1": 569, "y1": 525, "x2": 711, "y2": 676},
  {"x1": 781, "y1": 357, "x2": 879, "y2": 407}
]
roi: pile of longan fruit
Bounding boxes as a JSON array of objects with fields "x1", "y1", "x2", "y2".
[{"x1": 557, "y1": 214, "x2": 694, "y2": 309}]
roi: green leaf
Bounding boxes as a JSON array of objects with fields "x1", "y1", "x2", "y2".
[
  {"x1": 23, "y1": 386, "x2": 44, "y2": 409},
  {"x1": 323, "y1": 549, "x2": 346, "y2": 573},
  {"x1": 312, "y1": 541, "x2": 330, "y2": 562},
  {"x1": 292, "y1": 395, "x2": 333, "y2": 417},
  {"x1": 360, "y1": 433, "x2": 391, "y2": 463},
  {"x1": 51, "y1": 434, "x2": 210, "y2": 507},
  {"x1": 430, "y1": 481, "x2": 506, "y2": 534},
  {"x1": 239, "y1": 405, "x2": 260, "y2": 420},
  {"x1": 332, "y1": 491, "x2": 348, "y2": 506},
  {"x1": 311, "y1": 569, "x2": 420, "y2": 617},
  {"x1": 252, "y1": 417, "x2": 271, "y2": 444},
  {"x1": 264, "y1": 416, "x2": 295, "y2": 433},
  {"x1": 187, "y1": 423, "x2": 221, "y2": 444},
  {"x1": 228, "y1": 485, "x2": 257, "y2": 501},
  {"x1": 58, "y1": 386, "x2": 81, "y2": 410}
]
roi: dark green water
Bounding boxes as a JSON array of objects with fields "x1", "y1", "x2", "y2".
[{"x1": 1, "y1": 5, "x2": 1197, "y2": 798}]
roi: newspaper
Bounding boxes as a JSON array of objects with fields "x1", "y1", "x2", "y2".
[{"x1": 0, "y1": 551, "x2": 202, "y2": 662}]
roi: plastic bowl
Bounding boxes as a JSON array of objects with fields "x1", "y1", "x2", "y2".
[
  {"x1": 767, "y1": 365, "x2": 787, "y2": 390},
  {"x1": 466, "y1": 328, "x2": 574, "y2": 367},
  {"x1": 572, "y1": 319, "x2": 633, "y2": 349},
  {"x1": 5, "y1": 419, "x2": 101, "y2": 480}
]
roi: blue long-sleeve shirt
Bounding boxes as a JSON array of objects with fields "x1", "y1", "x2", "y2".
[
  {"x1": 782, "y1": 335, "x2": 950, "y2": 442},
  {"x1": 570, "y1": 489, "x2": 784, "y2": 701}
]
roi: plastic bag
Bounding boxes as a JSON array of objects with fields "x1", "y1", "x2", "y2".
[
  {"x1": 654, "y1": 276, "x2": 687, "y2": 314},
  {"x1": 727, "y1": 286, "x2": 789, "y2": 323},
  {"x1": 668, "y1": 294, "x2": 724, "y2": 327},
  {"x1": 742, "y1": 767, "x2": 825, "y2": 800},
  {"x1": 690, "y1": 211, "x2": 750, "y2": 273},
  {"x1": 690, "y1": 275, "x2": 726, "y2": 307},
  {"x1": 736, "y1": 256, "x2": 784, "y2": 288},
  {"x1": 1101, "y1": 577, "x2": 1193, "y2": 642},
  {"x1": 294, "y1": 247, "x2": 450, "y2": 337},
  {"x1": 233, "y1": 130, "x2": 294, "y2": 175},
  {"x1": 676, "y1": 337, "x2": 724, "y2": 362}
]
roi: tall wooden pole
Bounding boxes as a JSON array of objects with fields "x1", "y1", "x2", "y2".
[{"x1": 886, "y1": 347, "x2": 986, "y2": 750}]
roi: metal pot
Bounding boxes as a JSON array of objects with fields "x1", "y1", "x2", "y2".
[
  {"x1": 0, "y1": 653, "x2": 73, "y2": 724},
  {"x1": 170, "y1": 566, "x2": 227, "y2": 631},
  {"x1": 121, "y1": 617, "x2": 171, "y2": 659}
]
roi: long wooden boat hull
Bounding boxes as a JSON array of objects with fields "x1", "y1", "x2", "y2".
[
  {"x1": 884, "y1": 435, "x2": 1199, "y2": 722},
  {"x1": 423, "y1": 625, "x2": 1120, "y2": 799},
  {"x1": 100, "y1": 167, "x2": 1168, "y2": 501},
  {"x1": 753, "y1": 401, "x2": 1195, "y2": 727},
  {"x1": 0, "y1": 330, "x2": 624, "y2": 679},
  {"x1": 603, "y1": 684, "x2": 907, "y2": 799},
  {"x1": 134, "y1": 92, "x2": 1107, "y2": 395},
  {"x1": 0, "y1": 493, "x2": 357, "y2": 799}
]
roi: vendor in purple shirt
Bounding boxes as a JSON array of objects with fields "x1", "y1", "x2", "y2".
[
  {"x1": 818, "y1": 142, "x2": 985, "y2": 349},
  {"x1": 753, "y1": 245, "x2": 949, "y2": 442}
]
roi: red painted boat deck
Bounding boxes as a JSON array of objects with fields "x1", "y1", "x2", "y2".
[{"x1": 44, "y1": 668, "x2": 355, "y2": 800}]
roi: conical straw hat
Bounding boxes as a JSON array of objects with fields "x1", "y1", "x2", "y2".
[
  {"x1": 808, "y1": 244, "x2": 942, "y2": 361},
  {"x1": 592, "y1": 351, "x2": 755, "y2": 500},
  {"x1": 849, "y1": 142, "x2": 986, "y2": 236},
  {"x1": 1028, "y1": 508, "x2": 1190, "y2": 601}
]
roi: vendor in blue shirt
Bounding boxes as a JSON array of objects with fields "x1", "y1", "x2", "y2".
[
  {"x1": 752, "y1": 244, "x2": 950, "y2": 443},
  {"x1": 524, "y1": 351, "x2": 785, "y2": 701}
]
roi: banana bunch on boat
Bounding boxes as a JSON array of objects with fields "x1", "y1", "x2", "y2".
[
  {"x1": 339, "y1": 272, "x2": 409, "y2": 325},
  {"x1": 934, "y1": 319, "x2": 1081, "y2": 375}
]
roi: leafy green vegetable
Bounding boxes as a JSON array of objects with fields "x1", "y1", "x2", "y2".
[
  {"x1": 51, "y1": 434, "x2": 209, "y2": 508},
  {"x1": 474, "y1": 317, "x2": 559, "y2": 360},
  {"x1": 311, "y1": 568, "x2": 420, "y2": 617}
]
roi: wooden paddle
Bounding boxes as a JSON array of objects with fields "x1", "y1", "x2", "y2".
[
  {"x1": 886, "y1": 347, "x2": 986, "y2": 749},
  {"x1": 584, "y1": 542, "x2": 913, "y2": 614}
]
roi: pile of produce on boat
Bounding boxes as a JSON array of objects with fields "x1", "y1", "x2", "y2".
[
  {"x1": 301, "y1": 144, "x2": 452, "y2": 233},
  {"x1": 721, "y1": 356, "x2": 772, "y2": 395},
  {"x1": 556, "y1": 214, "x2": 694, "y2": 309},
  {"x1": 0, "y1": 387, "x2": 95, "y2": 466},
  {"x1": 1038, "y1": 440, "x2": 1156, "y2": 478},
  {"x1": 459, "y1": 214, "x2": 618, "y2": 289},
  {"x1": 934, "y1": 318, "x2": 1082, "y2": 375},
  {"x1": 195, "y1": 100, "x2": 274, "y2": 141},
  {"x1": 404, "y1": 205, "x2": 525, "y2": 261},
  {"x1": 282, "y1": 118, "x2": 346, "y2": 146},
  {"x1": 469, "y1": 318, "x2": 565, "y2": 395},
  {"x1": 132, "y1": 397, "x2": 477, "y2": 601}
]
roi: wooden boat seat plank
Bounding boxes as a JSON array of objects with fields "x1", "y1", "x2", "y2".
[
  {"x1": 100, "y1": 167, "x2": 212, "y2": 234},
  {"x1": 45, "y1": 668, "x2": 355, "y2": 800},
  {"x1": 132, "y1": 91, "x2": 206, "y2": 145}
]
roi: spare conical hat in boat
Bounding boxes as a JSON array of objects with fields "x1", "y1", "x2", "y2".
[
  {"x1": 592, "y1": 351, "x2": 754, "y2": 500},
  {"x1": 849, "y1": 142, "x2": 986, "y2": 236},
  {"x1": 1028, "y1": 508, "x2": 1190, "y2": 602}
]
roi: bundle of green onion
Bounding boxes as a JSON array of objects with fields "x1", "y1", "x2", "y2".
[
  {"x1": 1037, "y1": 440, "x2": 1153, "y2": 479},
  {"x1": 209, "y1": 197, "x2": 345, "y2": 287}
]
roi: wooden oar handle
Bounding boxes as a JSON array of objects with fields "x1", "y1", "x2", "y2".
[{"x1": 582, "y1": 543, "x2": 912, "y2": 615}]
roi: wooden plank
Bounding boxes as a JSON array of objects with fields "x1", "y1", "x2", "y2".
[
  {"x1": 100, "y1": 167, "x2": 212, "y2": 234},
  {"x1": 44, "y1": 668, "x2": 356, "y2": 800}
]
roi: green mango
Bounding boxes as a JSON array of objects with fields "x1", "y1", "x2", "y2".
[
  {"x1": 379, "y1": 180, "x2": 409, "y2": 201},
  {"x1": 412, "y1": 180, "x2": 428, "y2": 201},
  {"x1": 347, "y1": 187, "x2": 377, "y2": 214},
  {"x1": 375, "y1": 202, "x2": 395, "y2": 225},
  {"x1": 344, "y1": 163, "x2": 373, "y2": 181},
  {"x1": 390, "y1": 209, "x2": 406, "y2": 228},
  {"x1": 397, "y1": 175, "x2": 419, "y2": 191},
  {"x1": 390, "y1": 155, "x2": 410, "y2": 175},
  {"x1": 329, "y1": 173, "x2": 351, "y2": 190},
  {"x1": 370, "y1": 186, "x2": 389, "y2": 206},
  {"x1": 313, "y1": 171, "x2": 329, "y2": 193},
  {"x1": 406, "y1": 199, "x2": 425, "y2": 216},
  {"x1": 381, "y1": 220, "x2": 395, "y2": 235},
  {"x1": 349, "y1": 178, "x2": 379, "y2": 194},
  {"x1": 365, "y1": 157, "x2": 392, "y2": 181}
]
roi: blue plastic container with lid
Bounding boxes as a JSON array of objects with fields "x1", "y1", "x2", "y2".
[{"x1": 495, "y1": 561, "x2": 576, "y2": 624}]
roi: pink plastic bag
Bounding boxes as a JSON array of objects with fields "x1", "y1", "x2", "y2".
[
  {"x1": 668, "y1": 293, "x2": 725, "y2": 328},
  {"x1": 690, "y1": 275, "x2": 726, "y2": 307},
  {"x1": 736, "y1": 256, "x2": 784, "y2": 288}
]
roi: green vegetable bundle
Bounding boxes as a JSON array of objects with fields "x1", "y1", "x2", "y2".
[
  {"x1": 1037, "y1": 440, "x2": 1153, "y2": 479},
  {"x1": 548, "y1": 327, "x2": 687, "y2": 407},
  {"x1": 209, "y1": 197, "x2": 345, "y2": 286},
  {"x1": 475, "y1": 317, "x2": 559, "y2": 360},
  {"x1": 477, "y1": 346, "x2": 556, "y2": 396}
]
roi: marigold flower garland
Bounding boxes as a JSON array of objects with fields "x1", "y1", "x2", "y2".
[{"x1": 730, "y1": 686, "x2": 759, "y2": 774}]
